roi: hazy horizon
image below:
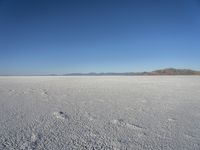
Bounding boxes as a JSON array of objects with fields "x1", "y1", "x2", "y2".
[{"x1": 0, "y1": 68, "x2": 199, "y2": 76}]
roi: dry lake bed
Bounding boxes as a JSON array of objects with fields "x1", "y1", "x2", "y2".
[{"x1": 0, "y1": 76, "x2": 200, "y2": 150}]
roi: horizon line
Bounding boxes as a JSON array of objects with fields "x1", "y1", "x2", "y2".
[{"x1": 1, "y1": 68, "x2": 200, "y2": 76}]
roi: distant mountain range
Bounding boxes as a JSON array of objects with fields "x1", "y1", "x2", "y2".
[
  {"x1": 63, "y1": 68, "x2": 200, "y2": 76},
  {"x1": 1, "y1": 68, "x2": 200, "y2": 76}
]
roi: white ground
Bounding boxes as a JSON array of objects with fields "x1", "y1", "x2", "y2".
[{"x1": 0, "y1": 76, "x2": 200, "y2": 150}]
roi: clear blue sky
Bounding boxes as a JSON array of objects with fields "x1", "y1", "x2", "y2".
[{"x1": 0, "y1": 0, "x2": 200, "y2": 75}]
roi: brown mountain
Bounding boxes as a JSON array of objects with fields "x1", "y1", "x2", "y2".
[
  {"x1": 147, "y1": 68, "x2": 200, "y2": 75},
  {"x1": 63, "y1": 68, "x2": 200, "y2": 76}
]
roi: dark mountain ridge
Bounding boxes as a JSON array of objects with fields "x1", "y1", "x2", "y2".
[
  {"x1": 63, "y1": 68, "x2": 200, "y2": 76},
  {"x1": 148, "y1": 68, "x2": 200, "y2": 75}
]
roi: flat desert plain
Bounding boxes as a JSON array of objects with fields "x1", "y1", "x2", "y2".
[{"x1": 0, "y1": 76, "x2": 200, "y2": 150}]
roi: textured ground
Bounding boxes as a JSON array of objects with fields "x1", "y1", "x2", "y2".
[{"x1": 0, "y1": 76, "x2": 200, "y2": 150}]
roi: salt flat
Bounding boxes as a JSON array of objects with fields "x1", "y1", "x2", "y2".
[{"x1": 0, "y1": 76, "x2": 200, "y2": 150}]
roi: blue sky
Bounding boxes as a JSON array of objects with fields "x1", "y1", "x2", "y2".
[{"x1": 0, "y1": 0, "x2": 200, "y2": 75}]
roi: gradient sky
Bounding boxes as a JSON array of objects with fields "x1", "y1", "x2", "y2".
[{"x1": 0, "y1": 0, "x2": 200, "y2": 75}]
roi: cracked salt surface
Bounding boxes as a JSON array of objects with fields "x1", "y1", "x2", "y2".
[{"x1": 0, "y1": 76, "x2": 200, "y2": 149}]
